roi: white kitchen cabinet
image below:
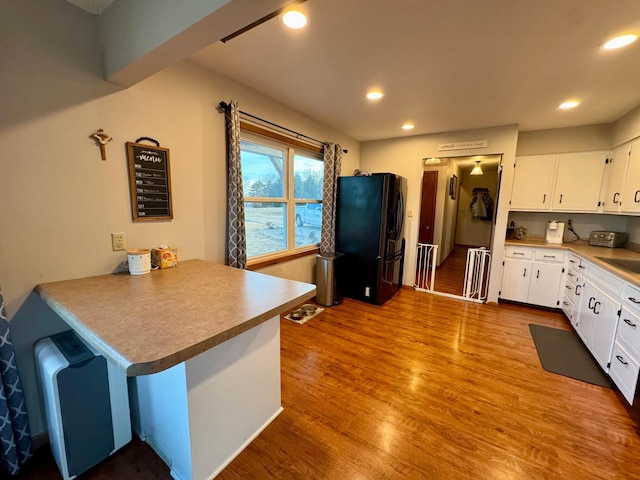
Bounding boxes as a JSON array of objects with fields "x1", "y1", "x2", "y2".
[
  {"x1": 528, "y1": 262, "x2": 564, "y2": 308},
  {"x1": 511, "y1": 151, "x2": 608, "y2": 213},
  {"x1": 500, "y1": 258, "x2": 531, "y2": 303},
  {"x1": 610, "y1": 342, "x2": 639, "y2": 404},
  {"x1": 575, "y1": 264, "x2": 623, "y2": 373},
  {"x1": 610, "y1": 284, "x2": 640, "y2": 404},
  {"x1": 602, "y1": 144, "x2": 630, "y2": 213},
  {"x1": 583, "y1": 282, "x2": 621, "y2": 371},
  {"x1": 552, "y1": 152, "x2": 607, "y2": 211},
  {"x1": 510, "y1": 155, "x2": 556, "y2": 210},
  {"x1": 561, "y1": 252, "x2": 584, "y2": 326},
  {"x1": 500, "y1": 246, "x2": 564, "y2": 308},
  {"x1": 620, "y1": 141, "x2": 640, "y2": 213}
]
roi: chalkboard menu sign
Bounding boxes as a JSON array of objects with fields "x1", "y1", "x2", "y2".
[{"x1": 126, "y1": 142, "x2": 173, "y2": 221}]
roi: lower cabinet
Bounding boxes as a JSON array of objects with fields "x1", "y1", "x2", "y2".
[
  {"x1": 503, "y1": 245, "x2": 640, "y2": 405},
  {"x1": 500, "y1": 258, "x2": 531, "y2": 304},
  {"x1": 610, "y1": 284, "x2": 640, "y2": 404},
  {"x1": 500, "y1": 246, "x2": 564, "y2": 308},
  {"x1": 576, "y1": 279, "x2": 621, "y2": 372}
]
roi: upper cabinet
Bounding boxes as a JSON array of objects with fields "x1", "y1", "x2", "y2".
[
  {"x1": 602, "y1": 144, "x2": 630, "y2": 213},
  {"x1": 552, "y1": 152, "x2": 608, "y2": 211},
  {"x1": 510, "y1": 152, "x2": 608, "y2": 212},
  {"x1": 509, "y1": 155, "x2": 556, "y2": 210},
  {"x1": 621, "y1": 141, "x2": 640, "y2": 214}
]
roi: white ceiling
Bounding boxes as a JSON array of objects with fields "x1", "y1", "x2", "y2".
[{"x1": 69, "y1": 0, "x2": 640, "y2": 142}]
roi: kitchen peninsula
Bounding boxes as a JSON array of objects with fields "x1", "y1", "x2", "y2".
[{"x1": 35, "y1": 259, "x2": 316, "y2": 480}]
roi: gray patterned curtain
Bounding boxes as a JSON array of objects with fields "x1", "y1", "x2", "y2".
[
  {"x1": 224, "y1": 100, "x2": 247, "y2": 269},
  {"x1": 319, "y1": 144, "x2": 342, "y2": 255},
  {"x1": 0, "y1": 287, "x2": 32, "y2": 475}
]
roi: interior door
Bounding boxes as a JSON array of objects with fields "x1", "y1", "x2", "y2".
[{"x1": 419, "y1": 171, "x2": 438, "y2": 244}]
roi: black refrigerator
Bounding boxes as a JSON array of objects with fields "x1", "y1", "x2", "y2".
[{"x1": 335, "y1": 173, "x2": 407, "y2": 305}]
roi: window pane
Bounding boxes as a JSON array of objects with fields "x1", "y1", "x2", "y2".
[
  {"x1": 244, "y1": 202, "x2": 287, "y2": 257},
  {"x1": 294, "y1": 154, "x2": 323, "y2": 200},
  {"x1": 240, "y1": 140, "x2": 285, "y2": 198},
  {"x1": 295, "y1": 203, "x2": 321, "y2": 248}
]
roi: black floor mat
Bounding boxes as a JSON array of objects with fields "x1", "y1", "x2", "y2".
[{"x1": 528, "y1": 324, "x2": 613, "y2": 388}]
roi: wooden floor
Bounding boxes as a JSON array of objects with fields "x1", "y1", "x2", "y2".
[{"x1": 17, "y1": 288, "x2": 640, "y2": 479}]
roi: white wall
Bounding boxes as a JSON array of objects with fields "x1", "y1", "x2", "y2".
[
  {"x1": 516, "y1": 124, "x2": 612, "y2": 155},
  {"x1": 1, "y1": 0, "x2": 359, "y2": 438},
  {"x1": 613, "y1": 104, "x2": 640, "y2": 148},
  {"x1": 508, "y1": 212, "x2": 629, "y2": 241},
  {"x1": 360, "y1": 125, "x2": 519, "y2": 303}
]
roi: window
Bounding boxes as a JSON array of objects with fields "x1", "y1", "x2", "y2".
[{"x1": 240, "y1": 131, "x2": 323, "y2": 262}]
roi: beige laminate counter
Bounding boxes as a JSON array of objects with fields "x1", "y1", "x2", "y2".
[
  {"x1": 35, "y1": 259, "x2": 315, "y2": 376},
  {"x1": 505, "y1": 239, "x2": 640, "y2": 288}
]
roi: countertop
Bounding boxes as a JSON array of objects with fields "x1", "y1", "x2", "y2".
[
  {"x1": 35, "y1": 259, "x2": 316, "y2": 376},
  {"x1": 505, "y1": 239, "x2": 640, "y2": 288}
]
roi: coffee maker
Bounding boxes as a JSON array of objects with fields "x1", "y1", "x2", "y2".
[{"x1": 545, "y1": 221, "x2": 565, "y2": 244}]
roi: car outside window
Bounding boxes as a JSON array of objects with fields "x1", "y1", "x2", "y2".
[{"x1": 240, "y1": 133, "x2": 323, "y2": 261}]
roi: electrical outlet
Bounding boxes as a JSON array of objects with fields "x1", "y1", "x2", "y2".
[{"x1": 111, "y1": 232, "x2": 126, "y2": 251}]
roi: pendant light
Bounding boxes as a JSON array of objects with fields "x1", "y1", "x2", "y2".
[{"x1": 470, "y1": 160, "x2": 483, "y2": 176}]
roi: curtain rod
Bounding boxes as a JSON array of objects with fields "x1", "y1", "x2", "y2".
[{"x1": 218, "y1": 101, "x2": 348, "y2": 154}]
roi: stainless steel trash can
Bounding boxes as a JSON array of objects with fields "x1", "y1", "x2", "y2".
[{"x1": 316, "y1": 252, "x2": 344, "y2": 306}]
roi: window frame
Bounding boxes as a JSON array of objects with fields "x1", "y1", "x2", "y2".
[{"x1": 240, "y1": 123, "x2": 324, "y2": 268}]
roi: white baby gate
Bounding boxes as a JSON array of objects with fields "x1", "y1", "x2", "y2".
[
  {"x1": 414, "y1": 243, "x2": 438, "y2": 292},
  {"x1": 414, "y1": 244, "x2": 491, "y2": 303},
  {"x1": 463, "y1": 247, "x2": 491, "y2": 301}
]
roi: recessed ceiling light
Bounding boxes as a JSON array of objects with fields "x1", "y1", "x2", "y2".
[
  {"x1": 601, "y1": 34, "x2": 638, "y2": 50},
  {"x1": 559, "y1": 100, "x2": 580, "y2": 110},
  {"x1": 282, "y1": 10, "x2": 307, "y2": 29},
  {"x1": 402, "y1": 123, "x2": 415, "y2": 130},
  {"x1": 366, "y1": 90, "x2": 384, "y2": 100}
]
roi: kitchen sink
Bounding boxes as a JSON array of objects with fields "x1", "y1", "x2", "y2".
[{"x1": 596, "y1": 257, "x2": 640, "y2": 274}]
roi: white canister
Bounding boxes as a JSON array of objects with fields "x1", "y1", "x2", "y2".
[{"x1": 128, "y1": 249, "x2": 151, "y2": 275}]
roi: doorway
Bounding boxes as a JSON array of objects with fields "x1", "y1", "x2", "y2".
[{"x1": 417, "y1": 155, "x2": 501, "y2": 299}]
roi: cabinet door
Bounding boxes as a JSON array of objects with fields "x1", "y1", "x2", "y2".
[
  {"x1": 621, "y1": 141, "x2": 640, "y2": 213},
  {"x1": 589, "y1": 287, "x2": 621, "y2": 372},
  {"x1": 570, "y1": 281, "x2": 584, "y2": 329},
  {"x1": 552, "y1": 153, "x2": 607, "y2": 211},
  {"x1": 577, "y1": 281, "x2": 597, "y2": 346},
  {"x1": 500, "y1": 259, "x2": 531, "y2": 303},
  {"x1": 528, "y1": 262, "x2": 563, "y2": 308},
  {"x1": 603, "y1": 145, "x2": 630, "y2": 213},
  {"x1": 510, "y1": 156, "x2": 556, "y2": 210}
]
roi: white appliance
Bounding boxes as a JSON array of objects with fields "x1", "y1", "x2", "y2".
[
  {"x1": 545, "y1": 221, "x2": 565, "y2": 244},
  {"x1": 35, "y1": 331, "x2": 131, "y2": 480}
]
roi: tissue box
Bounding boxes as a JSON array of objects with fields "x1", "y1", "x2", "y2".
[{"x1": 151, "y1": 247, "x2": 178, "y2": 269}]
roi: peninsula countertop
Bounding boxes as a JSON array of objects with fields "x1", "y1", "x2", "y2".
[
  {"x1": 505, "y1": 238, "x2": 640, "y2": 288},
  {"x1": 35, "y1": 259, "x2": 316, "y2": 376}
]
